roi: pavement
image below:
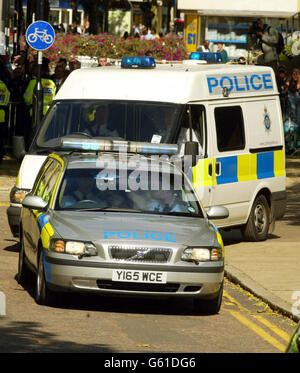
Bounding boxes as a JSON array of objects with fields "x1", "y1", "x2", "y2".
[
  {"x1": 0, "y1": 155, "x2": 300, "y2": 322},
  {"x1": 223, "y1": 156, "x2": 300, "y2": 323}
]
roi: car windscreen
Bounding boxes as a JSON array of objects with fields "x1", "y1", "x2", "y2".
[
  {"x1": 56, "y1": 167, "x2": 203, "y2": 218},
  {"x1": 33, "y1": 100, "x2": 183, "y2": 149}
]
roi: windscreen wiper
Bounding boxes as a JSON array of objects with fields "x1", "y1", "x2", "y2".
[{"x1": 69, "y1": 207, "x2": 144, "y2": 213}]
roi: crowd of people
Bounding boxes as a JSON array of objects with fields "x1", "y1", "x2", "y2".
[
  {"x1": 0, "y1": 16, "x2": 300, "y2": 162},
  {"x1": 277, "y1": 67, "x2": 300, "y2": 153},
  {"x1": 249, "y1": 18, "x2": 300, "y2": 154},
  {"x1": 0, "y1": 51, "x2": 86, "y2": 162}
]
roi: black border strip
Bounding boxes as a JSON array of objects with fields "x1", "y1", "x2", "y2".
[
  {"x1": 45, "y1": 256, "x2": 224, "y2": 273},
  {"x1": 249, "y1": 145, "x2": 283, "y2": 154}
]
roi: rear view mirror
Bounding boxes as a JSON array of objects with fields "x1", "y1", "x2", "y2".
[
  {"x1": 22, "y1": 195, "x2": 48, "y2": 211},
  {"x1": 206, "y1": 206, "x2": 229, "y2": 220}
]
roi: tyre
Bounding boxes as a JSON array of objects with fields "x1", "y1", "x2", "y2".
[
  {"x1": 35, "y1": 249, "x2": 57, "y2": 306},
  {"x1": 194, "y1": 282, "x2": 223, "y2": 315},
  {"x1": 17, "y1": 234, "x2": 32, "y2": 285},
  {"x1": 242, "y1": 194, "x2": 270, "y2": 242}
]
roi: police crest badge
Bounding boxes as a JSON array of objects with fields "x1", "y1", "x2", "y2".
[{"x1": 263, "y1": 106, "x2": 271, "y2": 131}]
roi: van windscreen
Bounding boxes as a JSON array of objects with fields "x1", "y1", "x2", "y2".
[{"x1": 34, "y1": 100, "x2": 183, "y2": 149}]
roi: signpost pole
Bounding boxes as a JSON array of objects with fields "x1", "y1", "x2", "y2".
[
  {"x1": 36, "y1": 50, "x2": 44, "y2": 128},
  {"x1": 34, "y1": 0, "x2": 44, "y2": 129}
]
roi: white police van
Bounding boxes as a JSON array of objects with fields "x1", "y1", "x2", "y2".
[{"x1": 8, "y1": 56, "x2": 286, "y2": 241}]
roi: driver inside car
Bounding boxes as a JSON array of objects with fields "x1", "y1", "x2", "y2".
[
  {"x1": 60, "y1": 175, "x2": 105, "y2": 208},
  {"x1": 83, "y1": 105, "x2": 120, "y2": 138},
  {"x1": 146, "y1": 190, "x2": 187, "y2": 213}
]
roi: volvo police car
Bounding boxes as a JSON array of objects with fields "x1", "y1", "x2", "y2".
[
  {"x1": 8, "y1": 55, "x2": 286, "y2": 243},
  {"x1": 18, "y1": 138, "x2": 228, "y2": 314}
]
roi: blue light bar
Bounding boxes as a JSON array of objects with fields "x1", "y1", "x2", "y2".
[
  {"x1": 121, "y1": 56, "x2": 156, "y2": 69},
  {"x1": 61, "y1": 138, "x2": 178, "y2": 155},
  {"x1": 190, "y1": 52, "x2": 222, "y2": 63}
]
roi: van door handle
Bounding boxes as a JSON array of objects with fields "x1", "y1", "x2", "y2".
[
  {"x1": 208, "y1": 163, "x2": 213, "y2": 177},
  {"x1": 208, "y1": 162, "x2": 221, "y2": 177},
  {"x1": 215, "y1": 162, "x2": 221, "y2": 176}
]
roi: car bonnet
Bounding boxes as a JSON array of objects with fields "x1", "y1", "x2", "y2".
[{"x1": 49, "y1": 210, "x2": 217, "y2": 248}]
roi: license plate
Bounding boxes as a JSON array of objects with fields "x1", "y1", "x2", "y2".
[{"x1": 112, "y1": 269, "x2": 167, "y2": 284}]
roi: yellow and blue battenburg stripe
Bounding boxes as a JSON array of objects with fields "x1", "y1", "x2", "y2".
[
  {"x1": 33, "y1": 211, "x2": 54, "y2": 249},
  {"x1": 33, "y1": 211, "x2": 54, "y2": 282},
  {"x1": 192, "y1": 149, "x2": 284, "y2": 187}
]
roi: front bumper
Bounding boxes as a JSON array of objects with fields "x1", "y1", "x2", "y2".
[
  {"x1": 45, "y1": 253, "x2": 224, "y2": 299},
  {"x1": 7, "y1": 205, "x2": 21, "y2": 237}
]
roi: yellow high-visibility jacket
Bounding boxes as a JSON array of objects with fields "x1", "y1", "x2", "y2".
[
  {"x1": 0, "y1": 80, "x2": 10, "y2": 123},
  {"x1": 23, "y1": 78, "x2": 56, "y2": 116}
]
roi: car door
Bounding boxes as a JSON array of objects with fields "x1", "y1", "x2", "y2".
[
  {"x1": 22, "y1": 159, "x2": 53, "y2": 265},
  {"x1": 23, "y1": 159, "x2": 61, "y2": 267}
]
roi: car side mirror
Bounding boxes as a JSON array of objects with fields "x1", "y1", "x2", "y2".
[
  {"x1": 206, "y1": 206, "x2": 229, "y2": 220},
  {"x1": 22, "y1": 195, "x2": 48, "y2": 211},
  {"x1": 184, "y1": 141, "x2": 199, "y2": 167}
]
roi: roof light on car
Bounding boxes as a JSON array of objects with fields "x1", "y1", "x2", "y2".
[
  {"x1": 61, "y1": 138, "x2": 178, "y2": 155},
  {"x1": 121, "y1": 56, "x2": 156, "y2": 68},
  {"x1": 189, "y1": 52, "x2": 222, "y2": 63}
]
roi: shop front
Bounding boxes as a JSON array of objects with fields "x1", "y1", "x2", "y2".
[{"x1": 178, "y1": 0, "x2": 299, "y2": 59}]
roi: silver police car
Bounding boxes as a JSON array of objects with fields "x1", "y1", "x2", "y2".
[{"x1": 18, "y1": 138, "x2": 228, "y2": 314}]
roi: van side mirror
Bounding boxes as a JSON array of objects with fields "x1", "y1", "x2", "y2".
[
  {"x1": 184, "y1": 141, "x2": 198, "y2": 167},
  {"x1": 13, "y1": 136, "x2": 26, "y2": 160},
  {"x1": 22, "y1": 195, "x2": 48, "y2": 211},
  {"x1": 206, "y1": 206, "x2": 229, "y2": 220}
]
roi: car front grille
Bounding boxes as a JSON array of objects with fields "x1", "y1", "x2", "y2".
[{"x1": 109, "y1": 246, "x2": 172, "y2": 263}]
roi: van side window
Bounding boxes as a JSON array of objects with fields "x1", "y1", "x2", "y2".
[
  {"x1": 214, "y1": 106, "x2": 245, "y2": 152},
  {"x1": 176, "y1": 105, "x2": 206, "y2": 156}
]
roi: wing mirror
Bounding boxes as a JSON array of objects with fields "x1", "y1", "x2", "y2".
[
  {"x1": 184, "y1": 141, "x2": 199, "y2": 167},
  {"x1": 22, "y1": 195, "x2": 48, "y2": 211},
  {"x1": 206, "y1": 206, "x2": 229, "y2": 220}
]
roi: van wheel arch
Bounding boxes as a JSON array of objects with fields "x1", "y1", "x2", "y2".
[{"x1": 242, "y1": 189, "x2": 272, "y2": 242}]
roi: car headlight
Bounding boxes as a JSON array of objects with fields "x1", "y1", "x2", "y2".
[
  {"x1": 51, "y1": 240, "x2": 97, "y2": 257},
  {"x1": 10, "y1": 186, "x2": 31, "y2": 204},
  {"x1": 181, "y1": 247, "x2": 222, "y2": 262}
]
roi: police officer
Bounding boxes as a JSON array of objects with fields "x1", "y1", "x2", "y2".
[
  {"x1": 0, "y1": 79, "x2": 10, "y2": 163},
  {"x1": 23, "y1": 57, "x2": 56, "y2": 126}
]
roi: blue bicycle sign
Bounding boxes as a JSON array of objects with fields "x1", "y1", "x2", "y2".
[{"x1": 26, "y1": 21, "x2": 55, "y2": 51}]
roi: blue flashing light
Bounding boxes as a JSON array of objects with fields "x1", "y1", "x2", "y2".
[
  {"x1": 62, "y1": 138, "x2": 103, "y2": 151},
  {"x1": 190, "y1": 52, "x2": 222, "y2": 63},
  {"x1": 121, "y1": 56, "x2": 156, "y2": 69},
  {"x1": 61, "y1": 138, "x2": 178, "y2": 155}
]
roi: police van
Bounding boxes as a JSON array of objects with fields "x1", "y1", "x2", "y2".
[{"x1": 8, "y1": 56, "x2": 286, "y2": 242}]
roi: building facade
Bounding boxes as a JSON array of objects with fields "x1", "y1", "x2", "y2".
[{"x1": 178, "y1": 0, "x2": 300, "y2": 57}]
